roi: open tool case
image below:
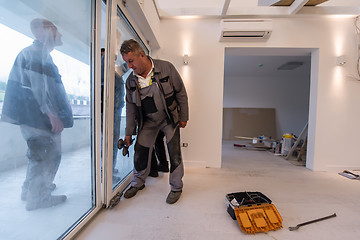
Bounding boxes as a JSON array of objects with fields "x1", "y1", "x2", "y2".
[{"x1": 225, "y1": 191, "x2": 283, "y2": 234}]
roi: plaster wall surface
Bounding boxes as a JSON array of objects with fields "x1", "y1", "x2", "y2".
[{"x1": 154, "y1": 16, "x2": 360, "y2": 171}]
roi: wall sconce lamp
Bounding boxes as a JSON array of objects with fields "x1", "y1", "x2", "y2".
[
  {"x1": 183, "y1": 54, "x2": 189, "y2": 65},
  {"x1": 336, "y1": 55, "x2": 346, "y2": 66}
]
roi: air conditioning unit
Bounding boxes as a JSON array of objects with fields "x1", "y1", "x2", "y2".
[{"x1": 220, "y1": 19, "x2": 272, "y2": 41}]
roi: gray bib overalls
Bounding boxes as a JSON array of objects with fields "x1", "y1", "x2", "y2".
[{"x1": 131, "y1": 80, "x2": 184, "y2": 191}]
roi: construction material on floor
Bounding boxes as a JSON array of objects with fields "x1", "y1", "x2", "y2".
[
  {"x1": 338, "y1": 170, "x2": 360, "y2": 180},
  {"x1": 234, "y1": 136, "x2": 274, "y2": 151},
  {"x1": 233, "y1": 144, "x2": 246, "y2": 148},
  {"x1": 285, "y1": 122, "x2": 308, "y2": 160},
  {"x1": 288, "y1": 213, "x2": 336, "y2": 231},
  {"x1": 233, "y1": 127, "x2": 309, "y2": 165},
  {"x1": 233, "y1": 143, "x2": 268, "y2": 151},
  {"x1": 225, "y1": 192, "x2": 283, "y2": 234}
]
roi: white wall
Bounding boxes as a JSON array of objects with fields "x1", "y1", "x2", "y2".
[
  {"x1": 223, "y1": 74, "x2": 310, "y2": 139},
  {"x1": 152, "y1": 16, "x2": 360, "y2": 171},
  {"x1": 153, "y1": 19, "x2": 225, "y2": 168}
]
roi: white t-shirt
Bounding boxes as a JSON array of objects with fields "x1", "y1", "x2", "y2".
[{"x1": 136, "y1": 60, "x2": 154, "y2": 88}]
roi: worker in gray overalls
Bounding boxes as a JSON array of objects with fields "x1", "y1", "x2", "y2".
[{"x1": 120, "y1": 39, "x2": 189, "y2": 204}]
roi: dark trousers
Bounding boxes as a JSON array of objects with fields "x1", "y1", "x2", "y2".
[
  {"x1": 150, "y1": 131, "x2": 168, "y2": 172},
  {"x1": 131, "y1": 120, "x2": 184, "y2": 192},
  {"x1": 21, "y1": 125, "x2": 61, "y2": 203}
]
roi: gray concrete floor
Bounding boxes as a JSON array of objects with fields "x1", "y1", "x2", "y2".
[
  {"x1": 2, "y1": 140, "x2": 359, "y2": 240},
  {"x1": 75, "y1": 140, "x2": 360, "y2": 240}
]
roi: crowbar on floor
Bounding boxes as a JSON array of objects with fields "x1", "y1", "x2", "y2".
[{"x1": 288, "y1": 213, "x2": 337, "y2": 231}]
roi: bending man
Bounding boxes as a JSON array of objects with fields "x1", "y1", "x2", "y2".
[{"x1": 120, "y1": 39, "x2": 188, "y2": 204}]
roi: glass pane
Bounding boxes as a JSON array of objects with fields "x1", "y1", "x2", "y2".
[
  {"x1": 110, "y1": 6, "x2": 148, "y2": 189},
  {"x1": 0, "y1": 1, "x2": 95, "y2": 239}
]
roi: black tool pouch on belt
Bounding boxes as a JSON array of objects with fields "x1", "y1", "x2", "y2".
[{"x1": 141, "y1": 96, "x2": 157, "y2": 114}]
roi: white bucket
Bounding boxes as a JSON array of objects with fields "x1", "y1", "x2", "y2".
[{"x1": 281, "y1": 133, "x2": 292, "y2": 155}]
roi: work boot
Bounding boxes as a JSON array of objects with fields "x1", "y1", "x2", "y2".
[
  {"x1": 26, "y1": 194, "x2": 67, "y2": 211},
  {"x1": 149, "y1": 171, "x2": 159, "y2": 178},
  {"x1": 166, "y1": 190, "x2": 182, "y2": 204},
  {"x1": 157, "y1": 164, "x2": 169, "y2": 173},
  {"x1": 21, "y1": 183, "x2": 56, "y2": 201},
  {"x1": 124, "y1": 185, "x2": 145, "y2": 199}
]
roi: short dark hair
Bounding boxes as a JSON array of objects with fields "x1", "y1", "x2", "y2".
[{"x1": 120, "y1": 39, "x2": 144, "y2": 55}]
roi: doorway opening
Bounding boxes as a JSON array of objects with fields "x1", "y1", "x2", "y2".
[{"x1": 222, "y1": 47, "x2": 316, "y2": 168}]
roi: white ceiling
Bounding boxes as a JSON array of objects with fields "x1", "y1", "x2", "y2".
[
  {"x1": 224, "y1": 48, "x2": 312, "y2": 79},
  {"x1": 154, "y1": 0, "x2": 360, "y2": 18}
]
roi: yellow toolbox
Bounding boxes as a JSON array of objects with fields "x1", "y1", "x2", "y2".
[{"x1": 226, "y1": 192, "x2": 283, "y2": 234}]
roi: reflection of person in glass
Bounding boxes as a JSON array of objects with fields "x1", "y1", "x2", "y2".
[
  {"x1": 1, "y1": 18, "x2": 73, "y2": 210},
  {"x1": 100, "y1": 48, "x2": 125, "y2": 177}
]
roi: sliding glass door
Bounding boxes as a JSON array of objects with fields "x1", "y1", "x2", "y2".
[
  {"x1": 0, "y1": 1, "x2": 101, "y2": 239},
  {"x1": 0, "y1": 0, "x2": 152, "y2": 238},
  {"x1": 102, "y1": 0, "x2": 150, "y2": 207}
]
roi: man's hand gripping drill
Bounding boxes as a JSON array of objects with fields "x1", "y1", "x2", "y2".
[{"x1": 117, "y1": 135, "x2": 134, "y2": 157}]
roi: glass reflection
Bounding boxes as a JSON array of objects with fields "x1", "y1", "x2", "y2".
[
  {"x1": 2, "y1": 18, "x2": 72, "y2": 211},
  {"x1": 0, "y1": 1, "x2": 93, "y2": 239},
  {"x1": 109, "y1": 7, "x2": 142, "y2": 189}
]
